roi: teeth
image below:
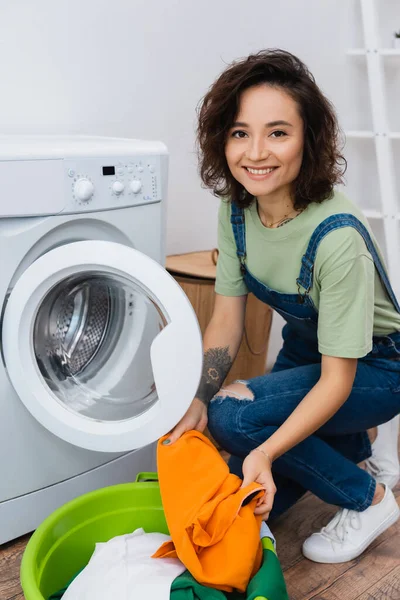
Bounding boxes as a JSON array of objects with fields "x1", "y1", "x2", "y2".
[{"x1": 246, "y1": 167, "x2": 275, "y2": 175}]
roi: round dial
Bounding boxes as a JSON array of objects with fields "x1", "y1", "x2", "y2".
[
  {"x1": 112, "y1": 181, "x2": 125, "y2": 195},
  {"x1": 130, "y1": 180, "x2": 142, "y2": 194},
  {"x1": 75, "y1": 179, "x2": 94, "y2": 202}
]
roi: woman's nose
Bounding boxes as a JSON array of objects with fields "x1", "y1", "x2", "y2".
[{"x1": 245, "y1": 138, "x2": 270, "y2": 162}]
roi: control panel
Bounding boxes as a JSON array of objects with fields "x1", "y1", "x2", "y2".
[{"x1": 62, "y1": 155, "x2": 162, "y2": 214}]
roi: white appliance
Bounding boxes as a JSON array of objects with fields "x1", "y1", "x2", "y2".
[{"x1": 0, "y1": 135, "x2": 202, "y2": 544}]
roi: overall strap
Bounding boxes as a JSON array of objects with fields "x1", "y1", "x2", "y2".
[
  {"x1": 230, "y1": 202, "x2": 247, "y2": 270},
  {"x1": 296, "y1": 213, "x2": 400, "y2": 312}
]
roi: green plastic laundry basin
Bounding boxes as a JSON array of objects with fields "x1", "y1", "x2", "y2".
[
  {"x1": 20, "y1": 472, "x2": 165, "y2": 600},
  {"x1": 20, "y1": 471, "x2": 287, "y2": 600}
]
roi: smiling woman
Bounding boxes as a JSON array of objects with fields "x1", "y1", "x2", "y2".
[
  {"x1": 225, "y1": 86, "x2": 304, "y2": 227},
  {"x1": 197, "y1": 49, "x2": 346, "y2": 217},
  {"x1": 166, "y1": 49, "x2": 400, "y2": 566}
]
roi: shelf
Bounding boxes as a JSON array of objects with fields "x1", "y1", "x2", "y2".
[
  {"x1": 345, "y1": 130, "x2": 374, "y2": 138},
  {"x1": 344, "y1": 131, "x2": 400, "y2": 139},
  {"x1": 380, "y1": 49, "x2": 400, "y2": 56},
  {"x1": 346, "y1": 48, "x2": 400, "y2": 56},
  {"x1": 348, "y1": 0, "x2": 400, "y2": 297},
  {"x1": 347, "y1": 49, "x2": 367, "y2": 56},
  {"x1": 363, "y1": 209, "x2": 383, "y2": 219}
]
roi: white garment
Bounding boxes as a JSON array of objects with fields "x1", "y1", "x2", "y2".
[{"x1": 63, "y1": 528, "x2": 186, "y2": 600}]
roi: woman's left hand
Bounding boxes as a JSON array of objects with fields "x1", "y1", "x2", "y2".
[{"x1": 240, "y1": 449, "x2": 276, "y2": 520}]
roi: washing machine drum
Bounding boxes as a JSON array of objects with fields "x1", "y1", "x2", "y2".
[
  {"x1": 39, "y1": 276, "x2": 113, "y2": 378},
  {"x1": 2, "y1": 241, "x2": 203, "y2": 452},
  {"x1": 34, "y1": 272, "x2": 165, "y2": 422}
]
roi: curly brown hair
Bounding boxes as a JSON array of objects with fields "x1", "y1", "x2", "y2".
[{"x1": 196, "y1": 49, "x2": 346, "y2": 209}]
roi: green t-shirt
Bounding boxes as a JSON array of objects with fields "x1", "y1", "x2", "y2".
[{"x1": 215, "y1": 191, "x2": 400, "y2": 359}]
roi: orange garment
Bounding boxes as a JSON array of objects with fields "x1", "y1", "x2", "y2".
[{"x1": 152, "y1": 431, "x2": 264, "y2": 593}]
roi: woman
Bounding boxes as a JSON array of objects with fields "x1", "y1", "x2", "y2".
[{"x1": 166, "y1": 49, "x2": 400, "y2": 563}]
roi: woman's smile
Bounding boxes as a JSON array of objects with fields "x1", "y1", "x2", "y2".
[{"x1": 243, "y1": 166, "x2": 279, "y2": 180}]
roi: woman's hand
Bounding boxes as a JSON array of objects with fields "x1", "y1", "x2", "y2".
[
  {"x1": 166, "y1": 398, "x2": 208, "y2": 444},
  {"x1": 241, "y1": 449, "x2": 277, "y2": 520}
]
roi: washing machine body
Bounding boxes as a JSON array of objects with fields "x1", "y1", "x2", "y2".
[{"x1": 0, "y1": 136, "x2": 202, "y2": 543}]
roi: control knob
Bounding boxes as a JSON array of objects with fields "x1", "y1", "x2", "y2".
[
  {"x1": 75, "y1": 179, "x2": 94, "y2": 202},
  {"x1": 130, "y1": 180, "x2": 142, "y2": 194},
  {"x1": 112, "y1": 181, "x2": 125, "y2": 195}
]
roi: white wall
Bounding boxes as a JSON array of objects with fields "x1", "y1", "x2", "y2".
[{"x1": 0, "y1": 0, "x2": 398, "y2": 368}]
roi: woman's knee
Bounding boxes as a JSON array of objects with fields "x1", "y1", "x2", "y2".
[
  {"x1": 207, "y1": 381, "x2": 255, "y2": 448},
  {"x1": 215, "y1": 381, "x2": 255, "y2": 401}
]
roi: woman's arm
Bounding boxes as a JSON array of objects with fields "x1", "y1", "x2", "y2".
[
  {"x1": 196, "y1": 293, "x2": 247, "y2": 406},
  {"x1": 259, "y1": 355, "x2": 357, "y2": 461},
  {"x1": 240, "y1": 355, "x2": 357, "y2": 519},
  {"x1": 167, "y1": 293, "x2": 247, "y2": 443}
]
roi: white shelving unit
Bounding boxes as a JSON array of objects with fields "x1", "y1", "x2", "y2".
[
  {"x1": 347, "y1": 48, "x2": 400, "y2": 56},
  {"x1": 345, "y1": 0, "x2": 400, "y2": 298}
]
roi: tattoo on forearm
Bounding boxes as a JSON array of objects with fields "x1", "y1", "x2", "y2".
[{"x1": 196, "y1": 346, "x2": 232, "y2": 406}]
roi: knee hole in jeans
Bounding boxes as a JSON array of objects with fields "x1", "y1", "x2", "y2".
[{"x1": 212, "y1": 381, "x2": 254, "y2": 402}]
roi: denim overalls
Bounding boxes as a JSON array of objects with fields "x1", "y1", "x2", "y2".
[{"x1": 207, "y1": 204, "x2": 400, "y2": 519}]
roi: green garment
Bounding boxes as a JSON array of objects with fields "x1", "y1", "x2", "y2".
[
  {"x1": 170, "y1": 539, "x2": 288, "y2": 600},
  {"x1": 170, "y1": 570, "x2": 226, "y2": 600},
  {"x1": 240, "y1": 541, "x2": 288, "y2": 600},
  {"x1": 49, "y1": 586, "x2": 67, "y2": 600},
  {"x1": 216, "y1": 191, "x2": 400, "y2": 358},
  {"x1": 48, "y1": 538, "x2": 288, "y2": 600}
]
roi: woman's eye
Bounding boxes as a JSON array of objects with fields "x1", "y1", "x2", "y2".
[
  {"x1": 231, "y1": 130, "x2": 247, "y2": 139},
  {"x1": 270, "y1": 130, "x2": 287, "y2": 138}
]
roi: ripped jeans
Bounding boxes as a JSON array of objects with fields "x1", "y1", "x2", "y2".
[{"x1": 207, "y1": 349, "x2": 400, "y2": 521}]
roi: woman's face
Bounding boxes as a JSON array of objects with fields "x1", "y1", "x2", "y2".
[{"x1": 225, "y1": 84, "x2": 304, "y2": 203}]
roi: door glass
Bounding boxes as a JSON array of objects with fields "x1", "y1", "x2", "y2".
[{"x1": 33, "y1": 272, "x2": 168, "y2": 422}]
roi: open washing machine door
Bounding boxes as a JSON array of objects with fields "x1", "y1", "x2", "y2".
[{"x1": 2, "y1": 241, "x2": 203, "y2": 452}]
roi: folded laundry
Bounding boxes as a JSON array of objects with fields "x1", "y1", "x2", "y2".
[{"x1": 153, "y1": 431, "x2": 265, "y2": 593}]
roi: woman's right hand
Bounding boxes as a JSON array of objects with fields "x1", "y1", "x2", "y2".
[{"x1": 166, "y1": 398, "x2": 208, "y2": 444}]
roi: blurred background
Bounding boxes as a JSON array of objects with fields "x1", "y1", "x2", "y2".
[{"x1": 1, "y1": 0, "x2": 399, "y2": 366}]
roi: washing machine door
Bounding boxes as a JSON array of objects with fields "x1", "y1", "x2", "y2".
[{"x1": 2, "y1": 241, "x2": 203, "y2": 452}]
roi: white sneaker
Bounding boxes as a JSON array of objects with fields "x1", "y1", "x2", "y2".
[
  {"x1": 364, "y1": 416, "x2": 400, "y2": 489},
  {"x1": 302, "y1": 484, "x2": 400, "y2": 563}
]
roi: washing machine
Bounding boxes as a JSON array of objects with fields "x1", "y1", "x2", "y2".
[{"x1": 0, "y1": 135, "x2": 202, "y2": 544}]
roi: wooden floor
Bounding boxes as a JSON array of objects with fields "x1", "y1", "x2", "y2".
[{"x1": 1, "y1": 452, "x2": 400, "y2": 599}]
